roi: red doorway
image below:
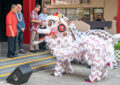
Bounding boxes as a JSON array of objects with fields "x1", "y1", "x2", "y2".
[
  {"x1": 23, "y1": 0, "x2": 35, "y2": 44},
  {"x1": 23, "y1": 0, "x2": 42, "y2": 44},
  {"x1": 117, "y1": 0, "x2": 120, "y2": 33}
]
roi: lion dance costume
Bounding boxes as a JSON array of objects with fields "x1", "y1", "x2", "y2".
[{"x1": 35, "y1": 14, "x2": 119, "y2": 83}]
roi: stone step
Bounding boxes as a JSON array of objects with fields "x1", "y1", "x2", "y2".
[{"x1": 0, "y1": 51, "x2": 56, "y2": 79}]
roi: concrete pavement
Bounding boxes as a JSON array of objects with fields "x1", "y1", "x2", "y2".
[
  {"x1": 22, "y1": 62, "x2": 120, "y2": 85},
  {"x1": 2, "y1": 62, "x2": 119, "y2": 85}
]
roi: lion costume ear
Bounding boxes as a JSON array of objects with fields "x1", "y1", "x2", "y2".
[{"x1": 58, "y1": 24, "x2": 66, "y2": 32}]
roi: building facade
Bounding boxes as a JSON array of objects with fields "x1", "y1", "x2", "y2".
[{"x1": 0, "y1": 0, "x2": 119, "y2": 44}]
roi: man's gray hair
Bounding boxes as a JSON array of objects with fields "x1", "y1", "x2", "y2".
[
  {"x1": 11, "y1": 4, "x2": 17, "y2": 9},
  {"x1": 17, "y1": 4, "x2": 22, "y2": 7}
]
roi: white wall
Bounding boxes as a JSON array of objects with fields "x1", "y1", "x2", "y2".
[{"x1": 104, "y1": 0, "x2": 118, "y2": 34}]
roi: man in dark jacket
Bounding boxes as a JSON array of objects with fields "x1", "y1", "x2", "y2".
[{"x1": 96, "y1": 14, "x2": 105, "y2": 30}]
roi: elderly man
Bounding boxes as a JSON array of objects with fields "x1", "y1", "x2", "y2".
[
  {"x1": 6, "y1": 4, "x2": 18, "y2": 58},
  {"x1": 30, "y1": 4, "x2": 42, "y2": 53},
  {"x1": 15, "y1": 4, "x2": 25, "y2": 53},
  {"x1": 39, "y1": 7, "x2": 48, "y2": 21},
  {"x1": 39, "y1": 7, "x2": 48, "y2": 50}
]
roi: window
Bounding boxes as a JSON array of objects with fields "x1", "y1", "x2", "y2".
[
  {"x1": 80, "y1": 0, "x2": 90, "y2": 4},
  {"x1": 48, "y1": 8, "x2": 90, "y2": 21},
  {"x1": 43, "y1": 0, "x2": 51, "y2": 5},
  {"x1": 93, "y1": 8, "x2": 104, "y2": 20},
  {"x1": 77, "y1": 8, "x2": 90, "y2": 20}
]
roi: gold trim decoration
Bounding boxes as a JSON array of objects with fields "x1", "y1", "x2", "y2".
[{"x1": 51, "y1": 0, "x2": 80, "y2": 5}]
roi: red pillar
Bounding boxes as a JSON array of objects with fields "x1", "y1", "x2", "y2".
[
  {"x1": 23, "y1": 0, "x2": 35, "y2": 44},
  {"x1": 117, "y1": 0, "x2": 120, "y2": 33}
]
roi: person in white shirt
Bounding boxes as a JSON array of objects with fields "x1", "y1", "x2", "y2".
[{"x1": 39, "y1": 7, "x2": 48, "y2": 50}]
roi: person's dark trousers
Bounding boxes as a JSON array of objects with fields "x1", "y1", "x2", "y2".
[
  {"x1": 39, "y1": 34, "x2": 46, "y2": 50},
  {"x1": 16, "y1": 31, "x2": 23, "y2": 50},
  {"x1": 39, "y1": 27, "x2": 46, "y2": 50},
  {"x1": 7, "y1": 37, "x2": 17, "y2": 56},
  {"x1": 99, "y1": 28, "x2": 104, "y2": 30}
]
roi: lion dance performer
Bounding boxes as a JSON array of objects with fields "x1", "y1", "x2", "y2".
[{"x1": 35, "y1": 13, "x2": 119, "y2": 83}]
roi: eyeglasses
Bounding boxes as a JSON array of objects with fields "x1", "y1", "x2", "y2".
[{"x1": 18, "y1": 7, "x2": 22, "y2": 9}]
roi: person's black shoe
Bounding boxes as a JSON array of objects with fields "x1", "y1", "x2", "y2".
[
  {"x1": 39, "y1": 48, "x2": 44, "y2": 51},
  {"x1": 13, "y1": 54, "x2": 19, "y2": 57},
  {"x1": 43, "y1": 48, "x2": 47, "y2": 50},
  {"x1": 40, "y1": 47, "x2": 47, "y2": 51},
  {"x1": 7, "y1": 55, "x2": 15, "y2": 58},
  {"x1": 19, "y1": 49, "x2": 25, "y2": 54},
  {"x1": 30, "y1": 50, "x2": 37, "y2": 53},
  {"x1": 36, "y1": 50, "x2": 41, "y2": 52}
]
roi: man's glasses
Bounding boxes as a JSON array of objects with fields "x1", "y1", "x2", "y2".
[{"x1": 18, "y1": 7, "x2": 22, "y2": 10}]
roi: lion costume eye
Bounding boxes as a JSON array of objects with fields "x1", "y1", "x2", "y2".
[
  {"x1": 58, "y1": 24, "x2": 66, "y2": 32},
  {"x1": 48, "y1": 20, "x2": 55, "y2": 27}
]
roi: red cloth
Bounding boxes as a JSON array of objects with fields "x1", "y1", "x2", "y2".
[
  {"x1": 53, "y1": 13, "x2": 58, "y2": 16},
  {"x1": 49, "y1": 32, "x2": 55, "y2": 36},
  {"x1": 6, "y1": 11, "x2": 17, "y2": 37}
]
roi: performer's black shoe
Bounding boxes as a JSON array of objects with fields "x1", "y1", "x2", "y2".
[
  {"x1": 87, "y1": 65, "x2": 91, "y2": 69},
  {"x1": 50, "y1": 73, "x2": 54, "y2": 76},
  {"x1": 79, "y1": 61, "x2": 82, "y2": 64},
  {"x1": 30, "y1": 50, "x2": 37, "y2": 53},
  {"x1": 43, "y1": 46, "x2": 47, "y2": 50}
]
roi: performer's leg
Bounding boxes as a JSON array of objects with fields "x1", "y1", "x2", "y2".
[
  {"x1": 63, "y1": 59, "x2": 73, "y2": 74},
  {"x1": 85, "y1": 65, "x2": 99, "y2": 83},
  {"x1": 89, "y1": 65, "x2": 101, "y2": 81},
  {"x1": 87, "y1": 65, "x2": 107, "y2": 82},
  {"x1": 101, "y1": 66, "x2": 108, "y2": 79},
  {"x1": 54, "y1": 60, "x2": 64, "y2": 76},
  {"x1": 39, "y1": 34, "x2": 46, "y2": 50}
]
